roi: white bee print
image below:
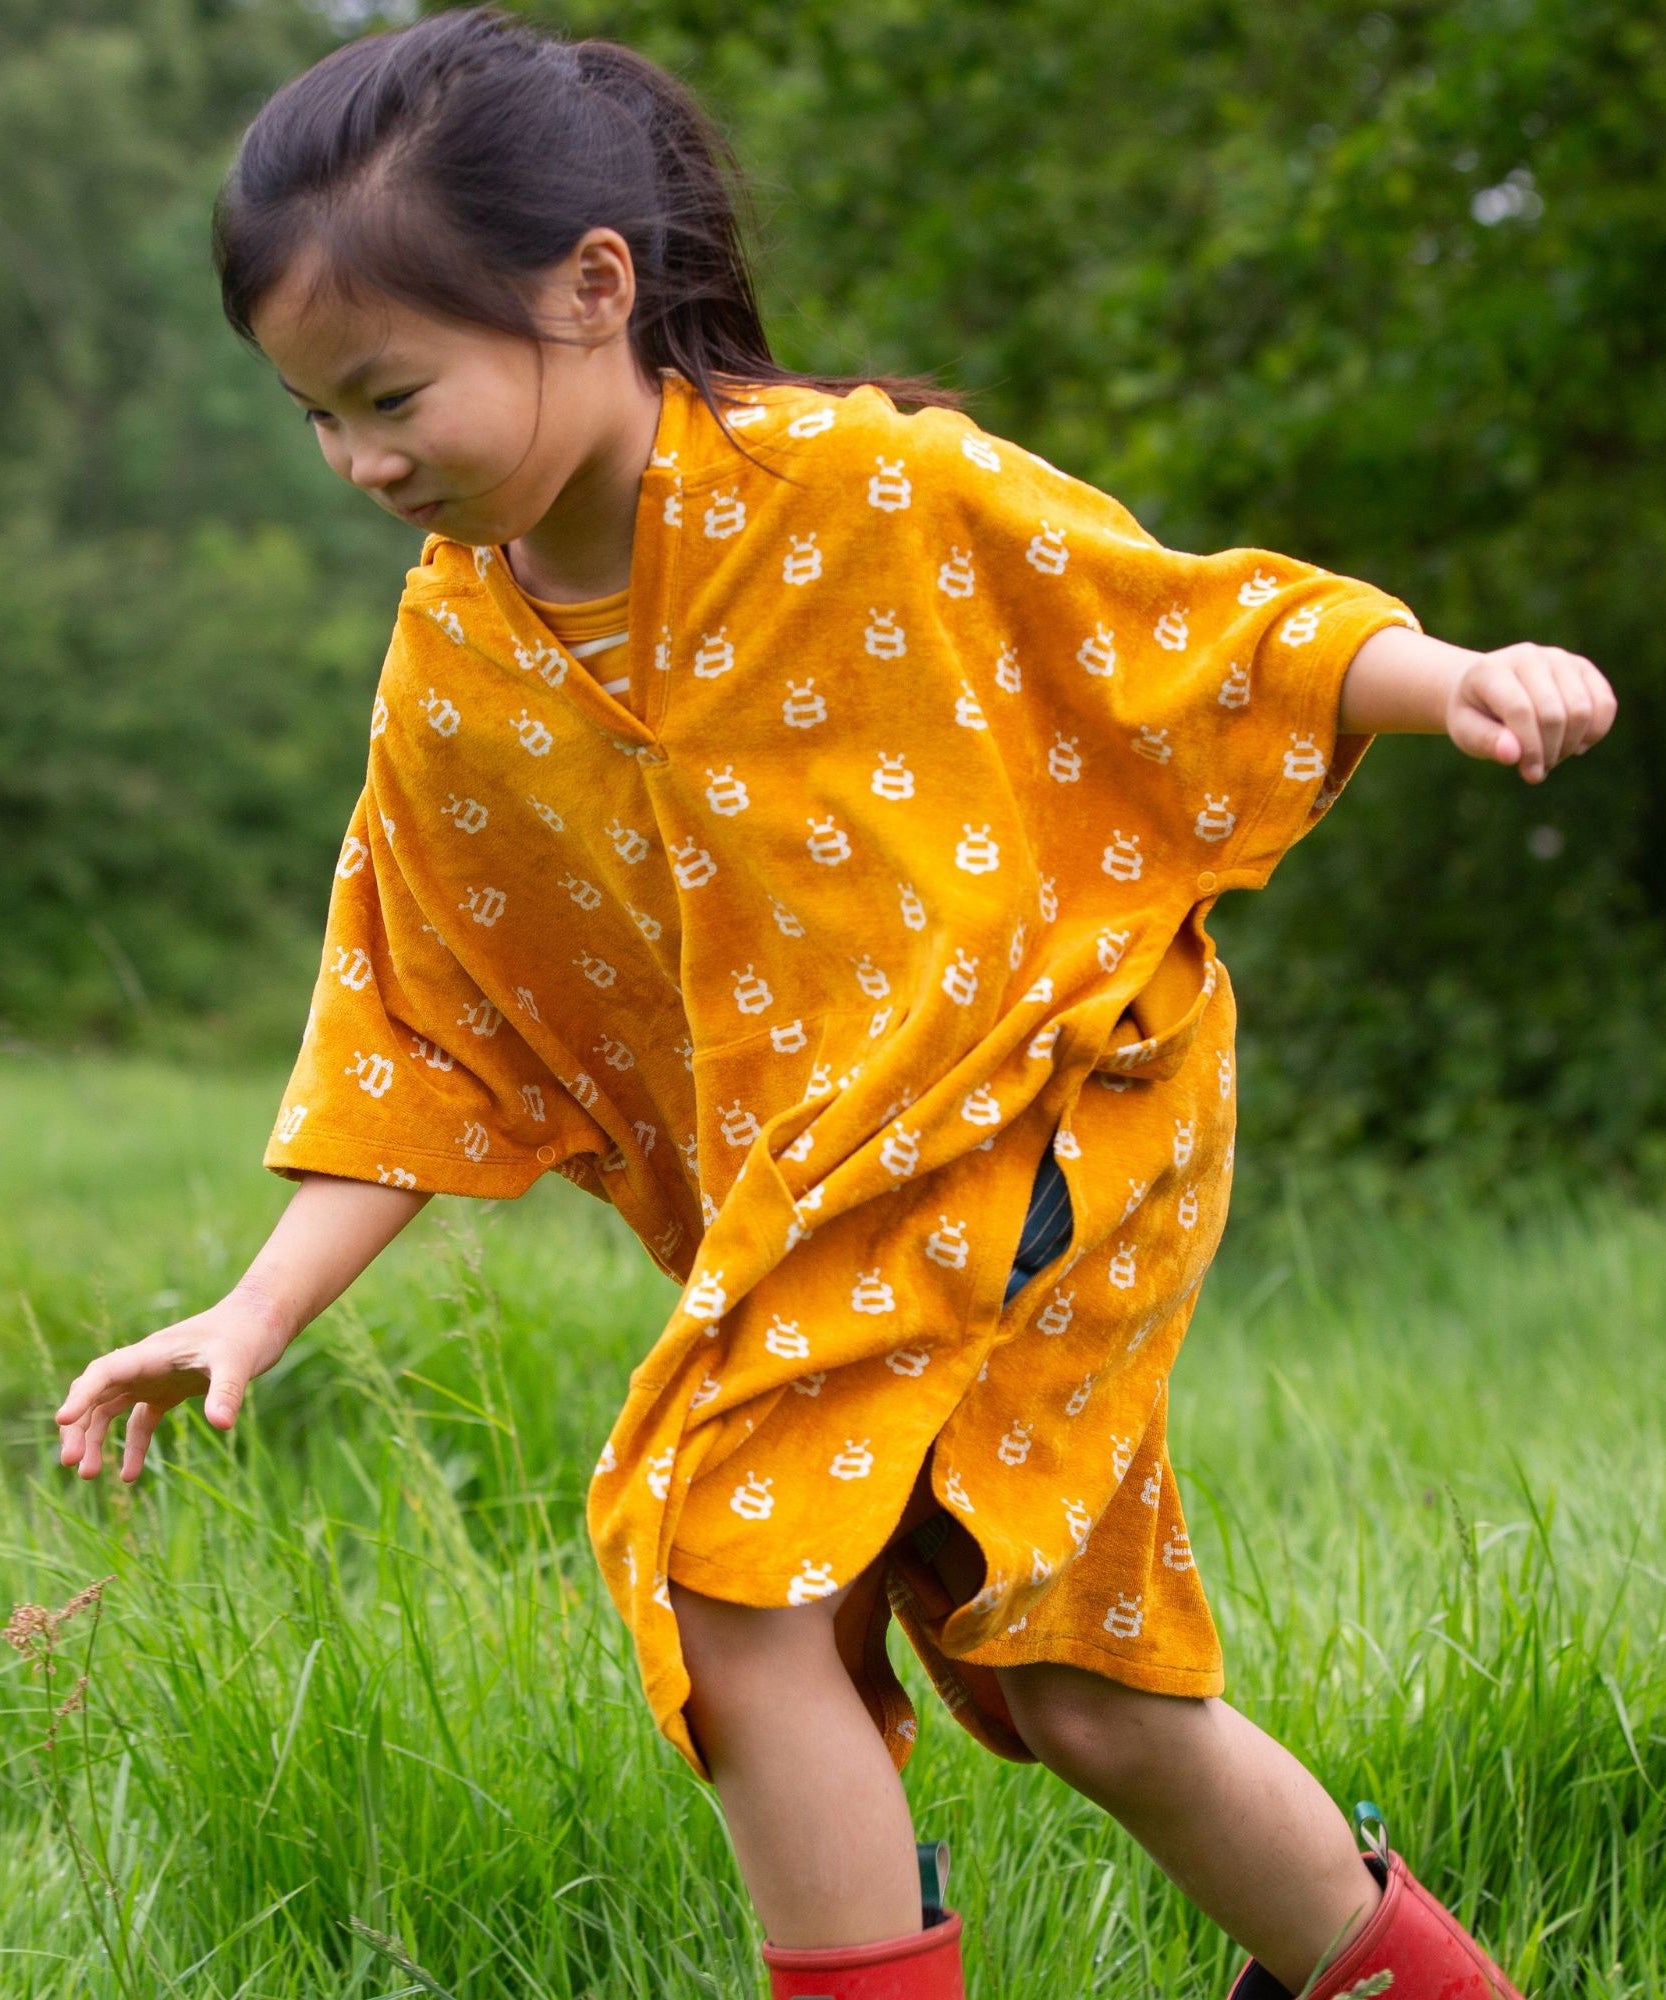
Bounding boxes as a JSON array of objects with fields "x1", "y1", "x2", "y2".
[
  {"x1": 868, "y1": 456, "x2": 912, "y2": 511},
  {"x1": 864, "y1": 609, "x2": 907, "y2": 660},
  {"x1": 1280, "y1": 603, "x2": 1321, "y2": 646},
  {"x1": 347, "y1": 1050, "x2": 395, "y2": 1098},
  {"x1": 937, "y1": 546, "x2": 976, "y2": 598},
  {"x1": 871, "y1": 751, "x2": 916, "y2": 800},
  {"x1": 853, "y1": 1269, "x2": 897, "y2": 1314},
  {"x1": 1283, "y1": 732, "x2": 1328, "y2": 781},
  {"x1": 693, "y1": 629, "x2": 735, "y2": 679},
  {"x1": 955, "y1": 824, "x2": 1000, "y2": 874},
  {"x1": 442, "y1": 793, "x2": 488, "y2": 834},
  {"x1": 1102, "y1": 830, "x2": 1143, "y2": 882},
  {"x1": 783, "y1": 678, "x2": 828, "y2": 727},
  {"x1": 729, "y1": 1471, "x2": 774, "y2": 1520},
  {"x1": 806, "y1": 815, "x2": 853, "y2": 865},
  {"x1": 1103, "y1": 1591, "x2": 1144, "y2": 1640},
  {"x1": 997, "y1": 1421, "x2": 1033, "y2": 1466},
  {"x1": 1026, "y1": 521, "x2": 1069, "y2": 574},
  {"x1": 787, "y1": 405, "x2": 837, "y2": 440},
  {"x1": 422, "y1": 688, "x2": 462, "y2": 737},
  {"x1": 1153, "y1": 603, "x2": 1190, "y2": 651},
  {"x1": 704, "y1": 765, "x2": 751, "y2": 815},
  {"x1": 510, "y1": 709, "x2": 553, "y2": 756},
  {"x1": 788, "y1": 1560, "x2": 840, "y2": 1604},
  {"x1": 783, "y1": 532, "x2": 823, "y2": 585},
  {"x1": 704, "y1": 489, "x2": 746, "y2": 539}
]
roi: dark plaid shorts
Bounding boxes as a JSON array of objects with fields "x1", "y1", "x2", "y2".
[{"x1": 1001, "y1": 1129, "x2": 1075, "y2": 1307}]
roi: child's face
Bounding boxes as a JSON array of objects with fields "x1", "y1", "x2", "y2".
[{"x1": 249, "y1": 229, "x2": 649, "y2": 545}]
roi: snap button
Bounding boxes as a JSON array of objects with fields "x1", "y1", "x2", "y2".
[
  {"x1": 1196, "y1": 870, "x2": 1217, "y2": 894},
  {"x1": 536, "y1": 1144, "x2": 558, "y2": 1165}
]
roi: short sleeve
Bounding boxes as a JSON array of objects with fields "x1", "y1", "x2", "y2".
[
  {"x1": 923, "y1": 411, "x2": 1422, "y2": 900},
  {"x1": 263, "y1": 782, "x2": 611, "y2": 1198},
  {"x1": 1103, "y1": 547, "x2": 1422, "y2": 892},
  {"x1": 1144, "y1": 548, "x2": 1416, "y2": 892}
]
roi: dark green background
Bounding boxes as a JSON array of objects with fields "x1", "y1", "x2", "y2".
[{"x1": 4, "y1": 0, "x2": 1661, "y2": 1201}]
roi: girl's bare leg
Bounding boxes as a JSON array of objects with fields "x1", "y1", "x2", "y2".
[
  {"x1": 670, "y1": 1570, "x2": 921, "y2": 1948},
  {"x1": 669, "y1": 1461, "x2": 959, "y2": 1947},
  {"x1": 935, "y1": 1482, "x2": 1377, "y2": 1996},
  {"x1": 920, "y1": 1513, "x2": 1380, "y2": 1991}
]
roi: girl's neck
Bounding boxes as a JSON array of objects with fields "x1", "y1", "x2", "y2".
[{"x1": 504, "y1": 366, "x2": 664, "y2": 604}]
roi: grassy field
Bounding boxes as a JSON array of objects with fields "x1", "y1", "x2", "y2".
[{"x1": 1, "y1": 1051, "x2": 1662, "y2": 1998}]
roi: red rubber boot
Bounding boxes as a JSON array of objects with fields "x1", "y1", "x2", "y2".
[
  {"x1": 1225, "y1": 1807, "x2": 1523, "y2": 2000},
  {"x1": 760, "y1": 1841, "x2": 966, "y2": 2000},
  {"x1": 761, "y1": 1910, "x2": 964, "y2": 2000}
]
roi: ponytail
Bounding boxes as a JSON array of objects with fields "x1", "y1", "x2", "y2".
[{"x1": 212, "y1": 7, "x2": 963, "y2": 443}]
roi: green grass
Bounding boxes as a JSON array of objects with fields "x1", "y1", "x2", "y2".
[{"x1": 1, "y1": 1050, "x2": 1662, "y2": 1997}]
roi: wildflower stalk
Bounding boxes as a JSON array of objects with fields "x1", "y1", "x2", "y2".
[{"x1": 3, "y1": 1578, "x2": 149, "y2": 2000}]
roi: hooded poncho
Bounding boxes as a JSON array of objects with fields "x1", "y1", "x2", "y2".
[{"x1": 265, "y1": 369, "x2": 1417, "y2": 1778}]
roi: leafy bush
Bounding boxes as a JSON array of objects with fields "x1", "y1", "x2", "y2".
[{"x1": 3, "y1": 0, "x2": 1662, "y2": 1194}]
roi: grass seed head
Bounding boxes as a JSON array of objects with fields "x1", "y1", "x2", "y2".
[{"x1": 4, "y1": 1576, "x2": 113, "y2": 1668}]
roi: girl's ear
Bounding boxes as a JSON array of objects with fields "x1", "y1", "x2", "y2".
[{"x1": 567, "y1": 228, "x2": 637, "y2": 339}]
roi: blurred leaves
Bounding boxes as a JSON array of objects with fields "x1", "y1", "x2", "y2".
[{"x1": 2, "y1": 0, "x2": 1662, "y2": 1189}]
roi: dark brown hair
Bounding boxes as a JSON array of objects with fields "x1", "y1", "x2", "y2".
[{"x1": 210, "y1": 6, "x2": 962, "y2": 442}]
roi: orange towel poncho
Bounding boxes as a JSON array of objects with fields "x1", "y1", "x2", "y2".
[{"x1": 265, "y1": 369, "x2": 1417, "y2": 1778}]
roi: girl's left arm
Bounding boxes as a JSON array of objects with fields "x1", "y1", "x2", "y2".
[{"x1": 1339, "y1": 625, "x2": 1618, "y2": 782}]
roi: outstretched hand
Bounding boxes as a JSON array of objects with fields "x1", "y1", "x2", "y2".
[
  {"x1": 54, "y1": 1286, "x2": 293, "y2": 1483},
  {"x1": 1446, "y1": 643, "x2": 1617, "y2": 783}
]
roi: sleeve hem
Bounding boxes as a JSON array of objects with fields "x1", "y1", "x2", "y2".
[
  {"x1": 263, "y1": 1125, "x2": 554, "y2": 1199},
  {"x1": 1214, "y1": 589, "x2": 1421, "y2": 891}
]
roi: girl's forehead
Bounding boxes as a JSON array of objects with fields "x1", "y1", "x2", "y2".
[{"x1": 254, "y1": 252, "x2": 460, "y2": 385}]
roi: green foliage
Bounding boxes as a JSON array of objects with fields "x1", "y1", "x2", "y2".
[
  {"x1": 2, "y1": 0, "x2": 1662, "y2": 1188},
  {"x1": 3, "y1": 1057, "x2": 1663, "y2": 1992}
]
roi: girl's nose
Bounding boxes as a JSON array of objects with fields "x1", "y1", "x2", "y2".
[{"x1": 347, "y1": 447, "x2": 415, "y2": 494}]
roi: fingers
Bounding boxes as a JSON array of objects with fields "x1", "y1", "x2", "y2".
[
  {"x1": 1461, "y1": 646, "x2": 1617, "y2": 782},
  {"x1": 56, "y1": 1344, "x2": 144, "y2": 1429},
  {"x1": 63, "y1": 1394, "x2": 136, "y2": 1481},
  {"x1": 1564, "y1": 652, "x2": 1618, "y2": 755},
  {"x1": 1473, "y1": 658, "x2": 1545, "y2": 779},
  {"x1": 1513, "y1": 652, "x2": 1566, "y2": 778},
  {"x1": 1447, "y1": 701, "x2": 1519, "y2": 765},
  {"x1": 205, "y1": 1370, "x2": 245, "y2": 1431},
  {"x1": 120, "y1": 1403, "x2": 164, "y2": 1482},
  {"x1": 1548, "y1": 652, "x2": 1594, "y2": 760},
  {"x1": 1522, "y1": 648, "x2": 1617, "y2": 772},
  {"x1": 57, "y1": 1338, "x2": 240, "y2": 1478}
]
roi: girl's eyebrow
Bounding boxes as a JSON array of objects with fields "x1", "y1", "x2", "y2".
[{"x1": 276, "y1": 355, "x2": 406, "y2": 401}]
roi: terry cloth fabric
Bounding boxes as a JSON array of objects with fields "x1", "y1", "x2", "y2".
[{"x1": 263, "y1": 368, "x2": 1419, "y2": 1781}]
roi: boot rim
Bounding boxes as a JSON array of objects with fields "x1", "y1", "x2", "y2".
[
  {"x1": 761, "y1": 1906, "x2": 963, "y2": 1970},
  {"x1": 1226, "y1": 1851, "x2": 1522, "y2": 2000}
]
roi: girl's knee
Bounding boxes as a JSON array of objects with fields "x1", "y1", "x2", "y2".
[
  {"x1": 996, "y1": 1660, "x2": 1213, "y2": 1796},
  {"x1": 671, "y1": 1576, "x2": 857, "y2": 1764}
]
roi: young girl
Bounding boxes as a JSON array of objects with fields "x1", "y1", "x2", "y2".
[{"x1": 53, "y1": 11, "x2": 1615, "y2": 1997}]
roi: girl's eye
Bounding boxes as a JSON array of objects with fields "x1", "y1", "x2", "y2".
[{"x1": 303, "y1": 390, "x2": 416, "y2": 426}]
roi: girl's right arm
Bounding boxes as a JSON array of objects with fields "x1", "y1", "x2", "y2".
[{"x1": 54, "y1": 1171, "x2": 432, "y2": 1484}]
